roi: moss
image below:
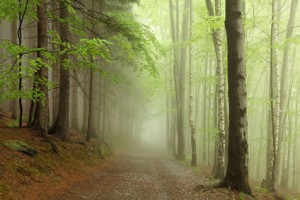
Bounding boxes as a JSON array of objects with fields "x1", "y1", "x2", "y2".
[
  {"x1": 0, "y1": 183, "x2": 10, "y2": 198},
  {"x1": 98, "y1": 143, "x2": 111, "y2": 159},
  {"x1": 253, "y1": 187, "x2": 269, "y2": 193},
  {"x1": 9, "y1": 161, "x2": 39, "y2": 177},
  {"x1": 3, "y1": 140, "x2": 37, "y2": 156}
]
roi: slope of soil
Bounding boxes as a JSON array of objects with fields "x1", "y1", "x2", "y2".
[{"x1": 0, "y1": 117, "x2": 110, "y2": 200}]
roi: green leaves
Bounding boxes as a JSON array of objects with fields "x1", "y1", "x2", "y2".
[
  {"x1": 105, "y1": 12, "x2": 160, "y2": 77},
  {"x1": 0, "y1": 0, "x2": 19, "y2": 20},
  {"x1": 0, "y1": 38, "x2": 52, "y2": 103},
  {"x1": 75, "y1": 38, "x2": 112, "y2": 63},
  {"x1": 0, "y1": 0, "x2": 38, "y2": 21},
  {"x1": 0, "y1": 0, "x2": 161, "y2": 105}
]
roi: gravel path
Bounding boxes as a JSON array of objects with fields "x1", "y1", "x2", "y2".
[{"x1": 54, "y1": 151, "x2": 213, "y2": 200}]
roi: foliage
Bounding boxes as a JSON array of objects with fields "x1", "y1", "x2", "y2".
[
  {"x1": 0, "y1": 0, "x2": 161, "y2": 105},
  {"x1": 0, "y1": 0, "x2": 38, "y2": 21},
  {"x1": 239, "y1": 192, "x2": 245, "y2": 200},
  {"x1": 104, "y1": 12, "x2": 161, "y2": 77},
  {"x1": 0, "y1": 40, "x2": 51, "y2": 102}
]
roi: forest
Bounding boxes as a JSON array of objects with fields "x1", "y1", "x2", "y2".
[{"x1": 0, "y1": 0, "x2": 300, "y2": 199}]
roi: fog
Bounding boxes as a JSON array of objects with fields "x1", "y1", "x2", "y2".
[
  {"x1": 0, "y1": 0, "x2": 300, "y2": 196},
  {"x1": 140, "y1": 101, "x2": 167, "y2": 150}
]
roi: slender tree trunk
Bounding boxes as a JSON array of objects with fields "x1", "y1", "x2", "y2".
[
  {"x1": 70, "y1": 77, "x2": 79, "y2": 131},
  {"x1": 189, "y1": 0, "x2": 196, "y2": 167},
  {"x1": 280, "y1": 55, "x2": 296, "y2": 187},
  {"x1": 10, "y1": 20, "x2": 18, "y2": 119},
  {"x1": 202, "y1": 58, "x2": 208, "y2": 165},
  {"x1": 263, "y1": 0, "x2": 281, "y2": 192},
  {"x1": 263, "y1": 68, "x2": 275, "y2": 190},
  {"x1": 293, "y1": 84, "x2": 300, "y2": 189},
  {"x1": 171, "y1": 97, "x2": 177, "y2": 156},
  {"x1": 97, "y1": 76, "x2": 103, "y2": 139},
  {"x1": 81, "y1": 70, "x2": 89, "y2": 133},
  {"x1": 102, "y1": 79, "x2": 108, "y2": 140},
  {"x1": 169, "y1": 0, "x2": 180, "y2": 158},
  {"x1": 205, "y1": 0, "x2": 226, "y2": 179},
  {"x1": 207, "y1": 61, "x2": 213, "y2": 166},
  {"x1": 17, "y1": 0, "x2": 29, "y2": 127},
  {"x1": 86, "y1": 68, "x2": 97, "y2": 141},
  {"x1": 271, "y1": 0, "x2": 281, "y2": 189},
  {"x1": 165, "y1": 62, "x2": 172, "y2": 155},
  {"x1": 217, "y1": 0, "x2": 251, "y2": 194}
]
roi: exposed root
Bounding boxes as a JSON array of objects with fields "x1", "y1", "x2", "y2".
[
  {"x1": 41, "y1": 138, "x2": 59, "y2": 154},
  {"x1": 213, "y1": 180, "x2": 255, "y2": 199}
]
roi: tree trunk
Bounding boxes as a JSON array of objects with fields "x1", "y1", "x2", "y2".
[
  {"x1": 217, "y1": 0, "x2": 251, "y2": 194},
  {"x1": 17, "y1": 0, "x2": 29, "y2": 127},
  {"x1": 30, "y1": 0, "x2": 49, "y2": 137},
  {"x1": 49, "y1": 0, "x2": 71, "y2": 141},
  {"x1": 205, "y1": 0, "x2": 226, "y2": 179},
  {"x1": 10, "y1": 20, "x2": 18, "y2": 119},
  {"x1": 271, "y1": 0, "x2": 281, "y2": 189},
  {"x1": 86, "y1": 68, "x2": 97, "y2": 141},
  {"x1": 202, "y1": 57, "x2": 208, "y2": 165},
  {"x1": 188, "y1": 0, "x2": 196, "y2": 167},
  {"x1": 50, "y1": 0, "x2": 60, "y2": 126},
  {"x1": 81, "y1": 70, "x2": 90, "y2": 134},
  {"x1": 169, "y1": 0, "x2": 180, "y2": 158},
  {"x1": 277, "y1": 0, "x2": 298, "y2": 187},
  {"x1": 293, "y1": 83, "x2": 300, "y2": 189},
  {"x1": 70, "y1": 77, "x2": 79, "y2": 131}
]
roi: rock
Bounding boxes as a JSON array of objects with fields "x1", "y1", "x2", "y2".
[{"x1": 3, "y1": 140, "x2": 37, "y2": 156}]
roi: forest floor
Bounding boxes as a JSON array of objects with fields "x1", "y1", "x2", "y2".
[{"x1": 0, "y1": 116, "x2": 299, "y2": 200}]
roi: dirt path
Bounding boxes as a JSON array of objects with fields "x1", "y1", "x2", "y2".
[
  {"x1": 52, "y1": 146, "x2": 279, "y2": 200},
  {"x1": 53, "y1": 150, "x2": 215, "y2": 200}
]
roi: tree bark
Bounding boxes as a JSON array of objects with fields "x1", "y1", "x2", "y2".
[
  {"x1": 86, "y1": 69, "x2": 95, "y2": 142},
  {"x1": 49, "y1": 0, "x2": 71, "y2": 141},
  {"x1": 277, "y1": 0, "x2": 298, "y2": 187},
  {"x1": 217, "y1": 0, "x2": 251, "y2": 194},
  {"x1": 17, "y1": 0, "x2": 30, "y2": 127},
  {"x1": 70, "y1": 76, "x2": 79, "y2": 131},
  {"x1": 188, "y1": 0, "x2": 196, "y2": 167},
  {"x1": 30, "y1": 0, "x2": 49, "y2": 137},
  {"x1": 50, "y1": 0, "x2": 60, "y2": 126},
  {"x1": 169, "y1": 0, "x2": 180, "y2": 158},
  {"x1": 205, "y1": 0, "x2": 226, "y2": 179},
  {"x1": 81, "y1": 70, "x2": 90, "y2": 134}
]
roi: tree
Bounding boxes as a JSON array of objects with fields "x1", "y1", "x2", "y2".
[
  {"x1": 263, "y1": 0, "x2": 281, "y2": 191},
  {"x1": 49, "y1": 0, "x2": 71, "y2": 141},
  {"x1": 176, "y1": 0, "x2": 190, "y2": 160},
  {"x1": 278, "y1": 0, "x2": 298, "y2": 188},
  {"x1": 217, "y1": 0, "x2": 251, "y2": 194},
  {"x1": 168, "y1": 0, "x2": 179, "y2": 157},
  {"x1": 28, "y1": 0, "x2": 48, "y2": 137},
  {"x1": 50, "y1": 0, "x2": 60, "y2": 126},
  {"x1": 205, "y1": 0, "x2": 226, "y2": 179},
  {"x1": 189, "y1": 0, "x2": 196, "y2": 167},
  {"x1": 17, "y1": 0, "x2": 30, "y2": 127}
]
